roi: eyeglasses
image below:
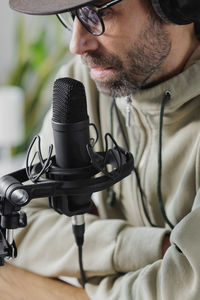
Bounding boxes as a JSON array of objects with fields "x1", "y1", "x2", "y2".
[{"x1": 57, "y1": 0, "x2": 122, "y2": 36}]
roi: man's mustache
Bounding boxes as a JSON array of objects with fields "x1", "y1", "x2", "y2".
[{"x1": 81, "y1": 52, "x2": 122, "y2": 70}]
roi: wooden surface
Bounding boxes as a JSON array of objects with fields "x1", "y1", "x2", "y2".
[{"x1": 0, "y1": 263, "x2": 90, "y2": 300}]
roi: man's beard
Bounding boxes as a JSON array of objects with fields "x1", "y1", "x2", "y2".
[{"x1": 82, "y1": 15, "x2": 171, "y2": 97}]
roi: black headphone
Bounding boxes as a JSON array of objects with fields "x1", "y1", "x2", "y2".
[{"x1": 151, "y1": 0, "x2": 200, "y2": 25}]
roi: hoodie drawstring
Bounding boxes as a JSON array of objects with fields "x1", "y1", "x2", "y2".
[{"x1": 157, "y1": 91, "x2": 174, "y2": 229}]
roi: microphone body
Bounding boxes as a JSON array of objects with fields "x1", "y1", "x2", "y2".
[
  {"x1": 49, "y1": 77, "x2": 92, "y2": 216},
  {"x1": 52, "y1": 119, "x2": 90, "y2": 169}
]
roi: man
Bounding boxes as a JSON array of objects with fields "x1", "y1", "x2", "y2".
[{"x1": 8, "y1": 0, "x2": 200, "y2": 299}]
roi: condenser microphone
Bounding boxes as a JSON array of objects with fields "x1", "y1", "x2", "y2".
[
  {"x1": 52, "y1": 77, "x2": 90, "y2": 169},
  {"x1": 49, "y1": 77, "x2": 92, "y2": 219}
]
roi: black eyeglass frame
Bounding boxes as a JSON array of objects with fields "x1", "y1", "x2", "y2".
[{"x1": 57, "y1": 0, "x2": 122, "y2": 36}]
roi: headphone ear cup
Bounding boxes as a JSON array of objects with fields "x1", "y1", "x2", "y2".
[
  {"x1": 151, "y1": 0, "x2": 173, "y2": 23},
  {"x1": 151, "y1": 0, "x2": 197, "y2": 25}
]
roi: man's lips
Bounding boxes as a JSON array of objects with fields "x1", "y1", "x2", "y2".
[
  {"x1": 82, "y1": 59, "x2": 117, "y2": 79},
  {"x1": 90, "y1": 67, "x2": 116, "y2": 79}
]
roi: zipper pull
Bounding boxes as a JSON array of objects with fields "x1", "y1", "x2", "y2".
[{"x1": 126, "y1": 97, "x2": 132, "y2": 127}]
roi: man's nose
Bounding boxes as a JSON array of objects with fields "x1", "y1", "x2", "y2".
[{"x1": 69, "y1": 17, "x2": 99, "y2": 55}]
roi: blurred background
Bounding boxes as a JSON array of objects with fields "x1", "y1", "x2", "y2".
[{"x1": 0, "y1": 2, "x2": 70, "y2": 175}]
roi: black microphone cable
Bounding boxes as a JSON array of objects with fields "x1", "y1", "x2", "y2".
[{"x1": 72, "y1": 215, "x2": 87, "y2": 287}]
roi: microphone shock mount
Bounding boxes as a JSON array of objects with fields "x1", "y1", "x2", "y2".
[{"x1": 0, "y1": 125, "x2": 134, "y2": 276}]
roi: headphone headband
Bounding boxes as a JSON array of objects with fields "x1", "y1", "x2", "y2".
[{"x1": 152, "y1": 0, "x2": 200, "y2": 25}]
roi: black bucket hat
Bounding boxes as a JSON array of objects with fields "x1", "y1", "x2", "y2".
[{"x1": 9, "y1": 0, "x2": 96, "y2": 15}]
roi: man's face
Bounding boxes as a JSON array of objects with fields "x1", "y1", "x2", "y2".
[{"x1": 70, "y1": 0, "x2": 171, "y2": 97}]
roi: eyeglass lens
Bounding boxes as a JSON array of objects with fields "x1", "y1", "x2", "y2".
[
  {"x1": 59, "y1": 12, "x2": 74, "y2": 31},
  {"x1": 59, "y1": 6, "x2": 103, "y2": 35},
  {"x1": 77, "y1": 7, "x2": 103, "y2": 35}
]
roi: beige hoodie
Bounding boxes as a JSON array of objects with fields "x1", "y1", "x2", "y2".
[{"x1": 11, "y1": 46, "x2": 200, "y2": 299}]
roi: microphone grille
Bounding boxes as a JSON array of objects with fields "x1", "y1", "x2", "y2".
[{"x1": 52, "y1": 77, "x2": 88, "y2": 123}]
